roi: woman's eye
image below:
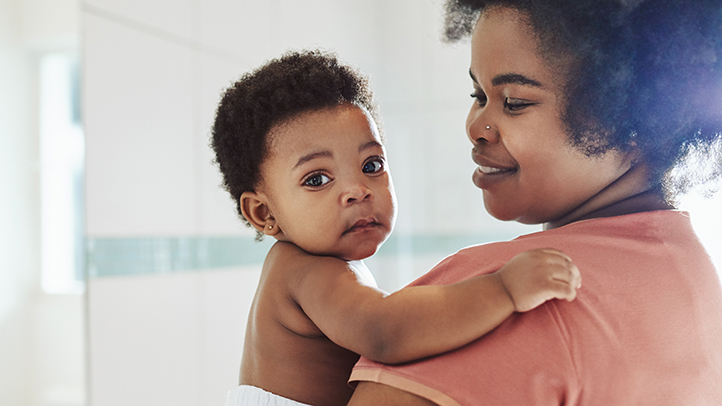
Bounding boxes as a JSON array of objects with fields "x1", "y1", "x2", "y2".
[
  {"x1": 303, "y1": 173, "x2": 331, "y2": 187},
  {"x1": 470, "y1": 91, "x2": 487, "y2": 106},
  {"x1": 362, "y1": 158, "x2": 384, "y2": 174},
  {"x1": 504, "y1": 97, "x2": 532, "y2": 112}
]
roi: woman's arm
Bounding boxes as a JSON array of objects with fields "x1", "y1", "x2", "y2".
[{"x1": 284, "y1": 243, "x2": 580, "y2": 364}]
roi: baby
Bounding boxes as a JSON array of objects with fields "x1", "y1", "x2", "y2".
[{"x1": 211, "y1": 50, "x2": 581, "y2": 406}]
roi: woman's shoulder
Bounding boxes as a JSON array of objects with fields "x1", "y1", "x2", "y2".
[
  {"x1": 537, "y1": 209, "x2": 693, "y2": 240},
  {"x1": 414, "y1": 210, "x2": 694, "y2": 287}
]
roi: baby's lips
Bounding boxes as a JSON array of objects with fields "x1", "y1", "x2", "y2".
[
  {"x1": 344, "y1": 216, "x2": 379, "y2": 234},
  {"x1": 352, "y1": 217, "x2": 377, "y2": 228}
]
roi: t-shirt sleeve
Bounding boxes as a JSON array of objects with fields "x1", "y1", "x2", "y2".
[{"x1": 350, "y1": 302, "x2": 580, "y2": 406}]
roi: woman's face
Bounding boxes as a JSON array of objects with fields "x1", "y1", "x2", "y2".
[{"x1": 466, "y1": 7, "x2": 632, "y2": 225}]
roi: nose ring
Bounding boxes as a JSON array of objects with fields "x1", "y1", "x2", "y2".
[{"x1": 485, "y1": 125, "x2": 491, "y2": 130}]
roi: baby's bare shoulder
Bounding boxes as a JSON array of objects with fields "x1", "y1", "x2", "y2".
[{"x1": 252, "y1": 243, "x2": 327, "y2": 337}]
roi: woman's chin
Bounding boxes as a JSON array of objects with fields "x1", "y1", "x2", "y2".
[{"x1": 483, "y1": 198, "x2": 516, "y2": 222}]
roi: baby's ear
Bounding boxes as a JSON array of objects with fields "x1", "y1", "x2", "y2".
[{"x1": 240, "y1": 191, "x2": 279, "y2": 236}]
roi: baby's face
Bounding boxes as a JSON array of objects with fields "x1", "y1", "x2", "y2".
[{"x1": 258, "y1": 105, "x2": 397, "y2": 261}]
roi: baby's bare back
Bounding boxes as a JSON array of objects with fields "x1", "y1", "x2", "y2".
[{"x1": 239, "y1": 248, "x2": 360, "y2": 406}]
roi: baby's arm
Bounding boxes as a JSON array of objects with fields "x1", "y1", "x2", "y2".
[{"x1": 289, "y1": 244, "x2": 580, "y2": 364}]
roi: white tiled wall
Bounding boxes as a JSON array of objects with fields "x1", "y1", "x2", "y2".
[
  {"x1": 84, "y1": 0, "x2": 196, "y2": 41},
  {"x1": 88, "y1": 267, "x2": 260, "y2": 406},
  {"x1": 84, "y1": 12, "x2": 198, "y2": 236},
  {"x1": 83, "y1": 0, "x2": 538, "y2": 404},
  {"x1": 199, "y1": 268, "x2": 263, "y2": 403}
]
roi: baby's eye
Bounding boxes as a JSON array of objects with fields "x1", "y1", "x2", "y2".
[
  {"x1": 362, "y1": 158, "x2": 384, "y2": 174},
  {"x1": 303, "y1": 173, "x2": 331, "y2": 187}
]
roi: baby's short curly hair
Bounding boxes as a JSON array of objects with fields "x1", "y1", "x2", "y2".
[
  {"x1": 444, "y1": 0, "x2": 722, "y2": 199},
  {"x1": 211, "y1": 50, "x2": 380, "y2": 231}
]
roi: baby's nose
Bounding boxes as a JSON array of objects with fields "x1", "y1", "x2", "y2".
[{"x1": 342, "y1": 182, "x2": 373, "y2": 205}]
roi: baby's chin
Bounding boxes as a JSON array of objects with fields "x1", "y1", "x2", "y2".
[
  {"x1": 290, "y1": 244, "x2": 375, "y2": 262},
  {"x1": 333, "y1": 244, "x2": 382, "y2": 262},
  {"x1": 293, "y1": 235, "x2": 387, "y2": 261}
]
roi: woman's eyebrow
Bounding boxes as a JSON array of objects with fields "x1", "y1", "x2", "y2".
[
  {"x1": 468, "y1": 70, "x2": 543, "y2": 88},
  {"x1": 492, "y1": 73, "x2": 542, "y2": 88}
]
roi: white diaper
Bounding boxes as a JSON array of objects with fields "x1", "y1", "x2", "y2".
[{"x1": 225, "y1": 385, "x2": 313, "y2": 406}]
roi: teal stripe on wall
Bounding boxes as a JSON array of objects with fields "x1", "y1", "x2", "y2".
[
  {"x1": 86, "y1": 232, "x2": 522, "y2": 278},
  {"x1": 86, "y1": 236, "x2": 274, "y2": 278}
]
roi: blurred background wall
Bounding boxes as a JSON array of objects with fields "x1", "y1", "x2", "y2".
[{"x1": 2, "y1": 0, "x2": 721, "y2": 405}]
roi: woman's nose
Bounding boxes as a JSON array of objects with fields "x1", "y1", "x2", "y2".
[{"x1": 466, "y1": 105, "x2": 499, "y2": 145}]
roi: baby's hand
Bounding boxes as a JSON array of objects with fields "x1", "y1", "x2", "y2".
[{"x1": 496, "y1": 248, "x2": 581, "y2": 312}]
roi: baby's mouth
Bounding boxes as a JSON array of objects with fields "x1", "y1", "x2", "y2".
[{"x1": 344, "y1": 218, "x2": 380, "y2": 234}]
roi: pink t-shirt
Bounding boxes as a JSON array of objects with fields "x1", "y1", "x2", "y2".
[{"x1": 351, "y1": 211, "x2": 722, "y2": 405}]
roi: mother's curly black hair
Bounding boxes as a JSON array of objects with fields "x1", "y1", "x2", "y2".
[
  {"x1": 211, "y1": 50, "x2": 380, "y2": 232},
  {"x1": 444, "y1": 0, "x2": 722, "y2": 199}
]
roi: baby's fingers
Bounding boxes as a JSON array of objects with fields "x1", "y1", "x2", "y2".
[
  {"x1": 553, "y1": 262, "x2": 582, "y2": 289},
  {"x1": 540, "y1": 251, "x2": 581, "y2": 289},
  {"x1": 547, "y1": 278, "x2": 580, "y2": 302}
]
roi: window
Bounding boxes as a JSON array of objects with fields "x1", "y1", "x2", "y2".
[{"x1": 39, "y1": 52, "x2": 85, "y2": 294}]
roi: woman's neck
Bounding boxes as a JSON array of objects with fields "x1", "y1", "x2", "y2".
[{"x1": 544, "y1": 164, "x2": 674, "y2": 230}]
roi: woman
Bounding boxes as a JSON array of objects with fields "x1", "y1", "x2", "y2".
[{"x1": 348, "y1": 0, "x2": 722, "y2": 404}]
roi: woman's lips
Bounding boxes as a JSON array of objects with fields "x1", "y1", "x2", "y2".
[
  {"x1": 472, "y1": 152, "x2": 517, "y2": 188},
  {"x1": 472, "y1": 150, "x2": 517, "y2": 171},
  {"x1": 478, "y1": 165, "x2": 515, "y2": 174}
]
